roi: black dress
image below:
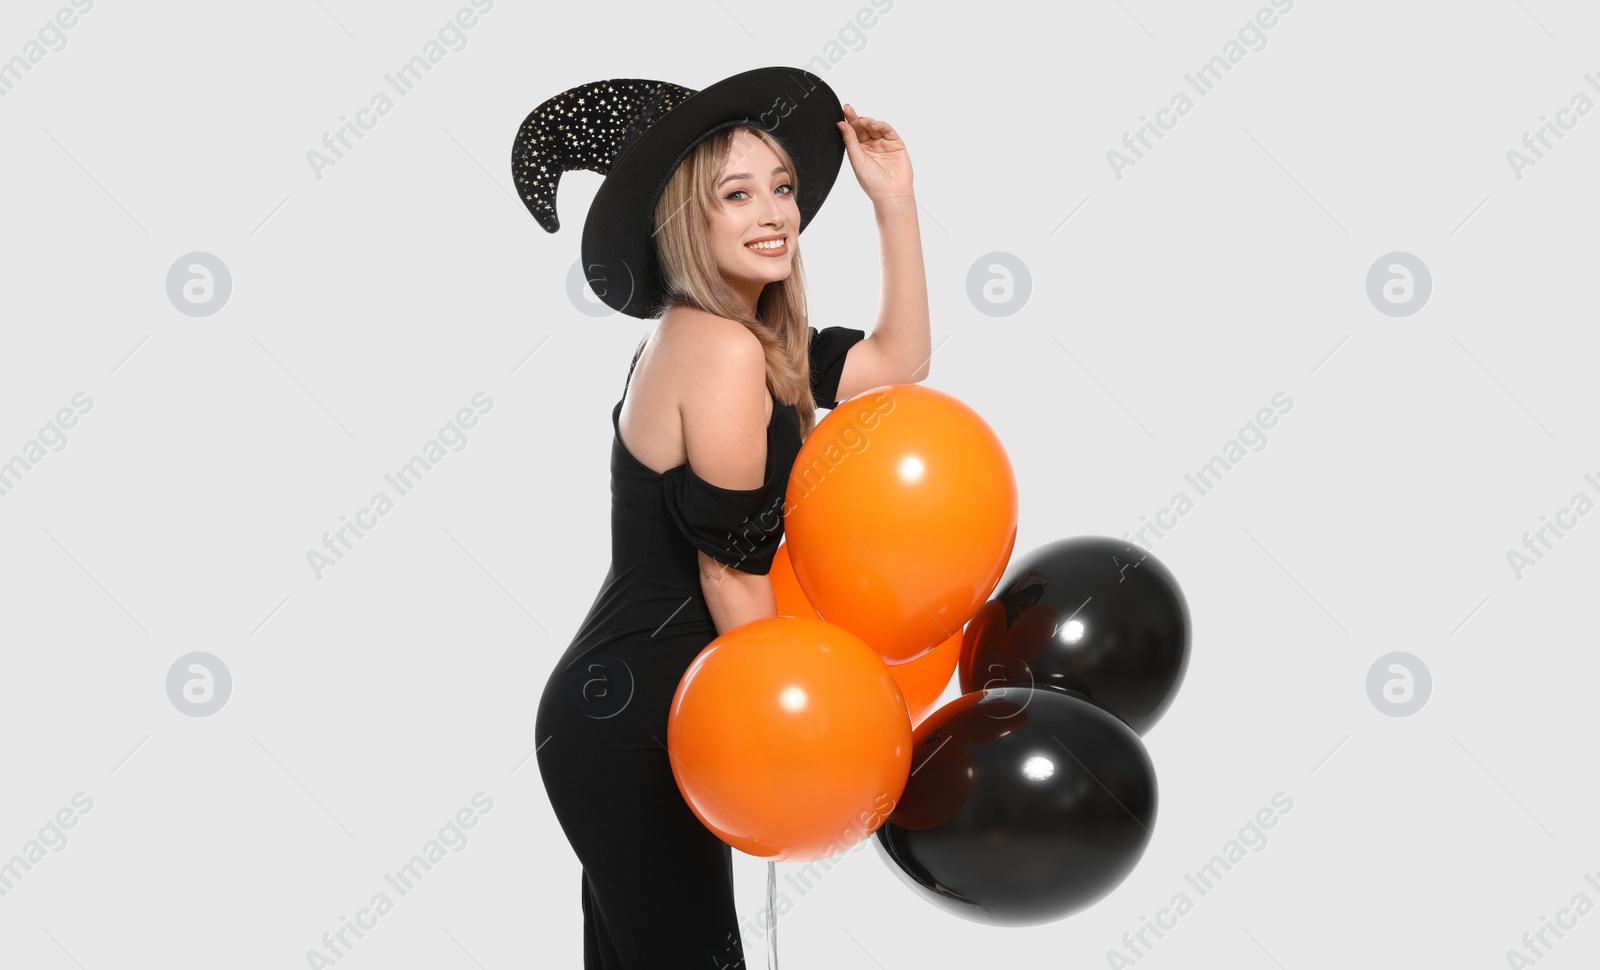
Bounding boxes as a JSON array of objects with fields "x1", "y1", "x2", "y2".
[{"x1": 535, "y1": 325, "x2": 867, "y2": 970}]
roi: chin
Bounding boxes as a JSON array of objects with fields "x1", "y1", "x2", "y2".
[{"x1": 729, "y1": 265, "x2": 792, "y2": 287}]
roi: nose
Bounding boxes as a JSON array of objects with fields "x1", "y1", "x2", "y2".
[{"x1": 757, "y1": 192, "x2": 786, "y2": 229}]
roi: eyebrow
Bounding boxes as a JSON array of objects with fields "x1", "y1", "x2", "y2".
[{"x1": 716, "y1": 165, "x2": 789, "y2": 187}]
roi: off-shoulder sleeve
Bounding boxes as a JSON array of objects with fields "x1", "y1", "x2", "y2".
[
  {"x1": 661, "y1": 466, "x2": 785, "y2": 575},
  {"x1": 808, "y1": 325, "x2": 867, "y2": 410}
]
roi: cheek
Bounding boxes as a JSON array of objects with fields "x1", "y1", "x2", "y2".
[{"x1": 711, "y1": 218, "x2": 741, "y2": 251}]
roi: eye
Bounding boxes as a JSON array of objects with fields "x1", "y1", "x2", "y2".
[{"x1": 723, "y1": 183, "x2": 795, "y2": 202}]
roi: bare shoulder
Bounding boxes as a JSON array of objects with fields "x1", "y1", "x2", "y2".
[
  {"x1": 621, "y1": 310, "x2": 767, "y2": 475},
  {"x1": 656, "y1": 307, "x2": 765, "y2": 389},
  {"x1": 659, "y1": 307, "x2": 760, "y2": 358},
  {"x1": 659, "y1": 308, "x2": 771, "y2": 489}
]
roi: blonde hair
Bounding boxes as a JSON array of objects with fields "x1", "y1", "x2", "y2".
[{"x1": 649, "y1": 125, "x2": 819, "y2": 437}]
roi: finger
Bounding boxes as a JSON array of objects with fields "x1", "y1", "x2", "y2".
[
  {"x1": 836, "y1": 119, "x2": 862, "y2": 154},
  {"x1": 843, "y1": 109, "x2": 868, "y2": 139}
]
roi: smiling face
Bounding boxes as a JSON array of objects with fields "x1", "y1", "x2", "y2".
[{"x1": 704, "y1": 128, "x2": 800, "y2": 308}]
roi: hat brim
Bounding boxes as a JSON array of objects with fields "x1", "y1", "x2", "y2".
[{"x1": 580, "y1": 66, "x2": 846, "y2": 319}]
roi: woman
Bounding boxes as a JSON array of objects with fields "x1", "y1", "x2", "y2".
[{"x1": 515, "y1": 67, "x2": 930, "y2": 969}]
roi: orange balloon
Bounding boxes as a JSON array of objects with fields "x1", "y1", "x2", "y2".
[
  {"x1": 667, "y1": 616, "x2": 912, "y2": 862},
  {"x1": 892, "y1": 628, "x2": 962, "y2": 727},
  {"x1": 769, "y1": 542, "x2": 822, "y2": 620},
  {"x1": 784, "y1": 384, "x2": 1018, "y2": 664},
  {"x1": 774, "y1": 541, "x2": 960, "y2": 727}
]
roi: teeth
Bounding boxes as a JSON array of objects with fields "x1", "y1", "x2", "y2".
[{"x1": 746, "y1": 239, "x2": 785, "y2": 250}]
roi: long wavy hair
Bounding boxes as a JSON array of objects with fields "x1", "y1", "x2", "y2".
[{"x1": 646, "y1": 125, "x2": 818, "y2": 437}]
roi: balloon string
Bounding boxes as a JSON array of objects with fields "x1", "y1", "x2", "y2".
[{"x1": 765, "y1": 860, "x2": 778, "y2": 970}]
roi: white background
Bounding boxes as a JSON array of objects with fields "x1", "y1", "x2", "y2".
[{"x1": 1, "y1": 0, "x2": 1597, "y2": 967}]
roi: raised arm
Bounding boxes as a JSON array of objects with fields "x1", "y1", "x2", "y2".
[{"x1": 832, "y1": 103, "x2": 932, "y2": 404}]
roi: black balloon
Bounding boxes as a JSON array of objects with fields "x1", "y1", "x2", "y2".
[
  {"x1": 959, "y1": 536, "x2": 1190, "y2": 735},
  {"x1": 872, "y1": 686, "x2": 1157, "y2": 926}
]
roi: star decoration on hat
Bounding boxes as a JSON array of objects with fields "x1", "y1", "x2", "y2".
[{"x1": 512, "y1": 79, "x2": 696, "y2": 233}]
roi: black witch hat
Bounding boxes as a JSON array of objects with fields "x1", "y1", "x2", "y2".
[{"x1": 511, "y1": 66, "x2": 847, "y2": 318}]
